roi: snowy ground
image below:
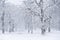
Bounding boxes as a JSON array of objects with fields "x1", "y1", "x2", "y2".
[{"x1": 0, "y1": 30, "x2": 60, "y2": 40}]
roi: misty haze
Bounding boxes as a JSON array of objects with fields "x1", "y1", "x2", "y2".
[{"x1": 0, "y1": 0, "x2": 60, "y2": 40}]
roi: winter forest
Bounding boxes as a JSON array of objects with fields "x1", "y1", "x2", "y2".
[{"x1": 0, "y1": 0, "x2": 60, "y2": 40}]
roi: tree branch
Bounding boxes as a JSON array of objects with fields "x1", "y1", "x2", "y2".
[
  {"x1": 44, "y1": 0, "x2": 59, "y2": 11},
  {"x1": 35, "y1": 0, "x2": 41, "y2": 7}
]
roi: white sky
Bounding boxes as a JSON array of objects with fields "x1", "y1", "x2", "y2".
[{"x1": 7, "y1": 0, "x2": 24, "y2": 5}]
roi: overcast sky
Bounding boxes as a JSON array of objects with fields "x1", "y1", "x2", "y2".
[{"x1": 7, "y1": 0, "x2": 24, "y2": 5}]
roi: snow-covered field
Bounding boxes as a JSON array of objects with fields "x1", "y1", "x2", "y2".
[{"x1": 0, "y1": 30, "x2": 60, "y2": 40}]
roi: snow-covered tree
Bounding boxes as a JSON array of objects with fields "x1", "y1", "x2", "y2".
[
  {"x1": 1, "y1": 0, "x2": 6, "y2": 33},
  {"x1": 23, "y1": 0, "x2": 36, "y2": 34},
  {"x1": 8, "y1": 14, "x2": 15, "y2": 32},
  {"x1": 0, "y1": 0, "x2": 16, "y2": 33},
  {"x1": 34, "y1": 0, "x2": 60, "y2": 33}
]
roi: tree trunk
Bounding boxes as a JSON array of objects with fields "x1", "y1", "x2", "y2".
[
  {"x1": 48, "y1": 27, "x2": 51, "y2": 32},
  {"x1": 2, "y1": 13, "x2": 5, "y2": 34}
]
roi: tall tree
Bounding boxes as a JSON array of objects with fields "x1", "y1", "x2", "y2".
[
  {"x1": 35, "y1": 0, "x2": 60, "y2": 33},
  {"x1": 1, "y1": 12, "x2": 5, "y2": 33},
  {"x1": 8, "y1": 13, "x2": 15, "y2": 32},
  {"x1": 35, "y1": 0, "x2": 46, "y2": 34},
  {"x1": 1, "y1": 0, "x2": 5, "y2": 34},
  {"x1": 24, "y1": 0, "x2": 34, "y2": 34}
]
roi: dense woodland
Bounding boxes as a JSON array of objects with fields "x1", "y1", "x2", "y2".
[{"x1": 0, "y1": 0, "x2": 60, "y2": 34}]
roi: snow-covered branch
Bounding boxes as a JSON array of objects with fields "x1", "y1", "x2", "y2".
[{"x1": 44, "y1": 0, "x2": 60, "y2": 11}]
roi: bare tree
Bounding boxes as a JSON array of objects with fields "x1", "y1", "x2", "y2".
[
  {"x1": 1, "y1": 0, "x2": 5, "y2": 34},
  {"x1": 1, "y1": 12, "x2": 5, "y2": 33},
  {"x1": 8, "y1": 14, "x2": 15, "y2": 32},
  {"x1": 44, "y1": 16, "x2": 52, "y2": 32},
  {"x1": 35, "y1": 0, "x2": 46, "y2": 34},
  {"x1": 23, "y1": 0, "x2": 60, "y2": 34},
  {"x1": 1, "y1": 0, "x2": 15, "y2": 33},
  {"x1": 34, "y1": 0, "x2": 60, "y2": 33},
  {"x1": 24, "y1": 0, "x2": 34, "y2": 34}
]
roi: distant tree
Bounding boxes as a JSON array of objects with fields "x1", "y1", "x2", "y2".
[
  {"x1": 1, "y1": 0, "x2": 15, "y2": 33},
  {"x1": 1, "y1": 12, "x2": 5, "y2": 33},
  {"x1": 23, "y1": 0, "x2": 34, "y2": 34},
  {"x1": 1, "y1": 0, "x2": 5, "y2": 34},
  {"x1": 8, "y1": 14, "x2": 15, "y2": 32}
]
